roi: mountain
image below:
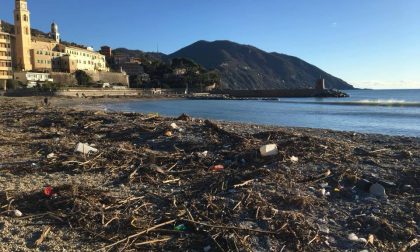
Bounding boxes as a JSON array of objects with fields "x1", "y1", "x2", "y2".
[
  {"x1": 112, "y1": 48, "x2": 167, "y2": 62},
  {"x1": 169, "y1": 40, "x2": 354, "y2": 90}
]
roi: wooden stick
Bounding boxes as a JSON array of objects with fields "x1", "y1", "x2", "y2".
[
  {"x1": 182, "y1": 219, "x2": 278, "y2": 235},
  {"x1": 234, "y1": 179, "x2": 254, "y2": 188},
  {"x1": 35, "y1": 226, "x2": 51, "y2": 247},
  {"x1": 101, "y1": 219, "x2": 175, "y2": 250},
  {"x1": 163, "y1": 178, "x2": 180, "y2": 184},
  {"x1": 307, "y1": 233, "x2": 319, "y2": 245},
  {"x1": 135, "y1": 237, "x2": 171, "y2": 246}
]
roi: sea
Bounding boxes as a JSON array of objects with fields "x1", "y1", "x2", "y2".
[{"x1": 105, "y1": 89, "x2": 420, "y2": 137}]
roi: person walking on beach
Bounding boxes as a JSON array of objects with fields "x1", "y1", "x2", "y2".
[{"x1": 43, "y1": 97, "x2": 49, "y2": 107}]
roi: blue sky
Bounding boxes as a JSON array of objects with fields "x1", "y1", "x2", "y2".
[{"x1": 1, "y1": 0, "x2": 419, "y2": 89}]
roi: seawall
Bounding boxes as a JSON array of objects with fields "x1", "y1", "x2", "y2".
[{"x1": 50, "y1": 72, "x2": 129, "y2": 86}]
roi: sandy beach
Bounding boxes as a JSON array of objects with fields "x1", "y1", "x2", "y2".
[{"x1": 0, "y1": 96, "x2": 419, "y2": 251}]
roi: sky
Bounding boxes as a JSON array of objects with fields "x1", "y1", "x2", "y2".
[{"x1": 0, "y1": 0, "x2": 419, "y2": 89}]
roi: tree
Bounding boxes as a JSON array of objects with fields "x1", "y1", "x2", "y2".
[
  {"x1": 6, "y1": 79, "x2": 24, "y2": 90},
  {"x1": 75, "y1": 70, "x2": 92, "y2": 86},
  {"x1": 129, "y1": 75, "x2": 143, "y2": 88}
]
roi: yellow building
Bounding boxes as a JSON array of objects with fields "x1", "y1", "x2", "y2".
[
  {"x1": 0, "y1": 20, "x2": 13, "y2": 90},
  {"x1": 14, "y1": 0, "x2": 108, "y2": 74}
]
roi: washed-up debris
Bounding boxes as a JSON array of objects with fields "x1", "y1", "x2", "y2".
[
  {"x1": 398, "y1": 150, "x2": 413, "y2": 159},
  {"x1": 35, "y1": 226, "x2": 51, "y2": 247},
  {"x1": 0, "y1": 101, "x2": 418, "y2": 252},
  {"x1": 400, "y1": 238, "x2": 419, "y2": 252},
  {"x1": 209, "y1": 164, "x2": 224, "y2": 172},
  {"x1": 14, "y1": 209, "x2": 23, "y2": 217},
  {"x1": 150, "y1": 164, "x2": 166, "y2": 174},
  {"x1": 174, "y1": 224, "x2": 187, "y2": 231},
  {"x1": 197, "y1": 151, "x2": 208, "y2": 158},
  {"x1": 203, "y1": 245, "x2": 212, "y2": 252},
  {"x1": 74, "y1": 142, "x2": 98, "y2": 154},
  {"x1": 47, "y1": 153, "x2": 55, "y2": 159},
  {"x1": 164, "y1": 131, "x2": 173, "y2": 137},
  {"x1": 170, "y1": 123, "x2": 179, "y2": 130},
  {"x1": 290, "y1": 156, "x2": 299, "y2": 163},
  {"x1": 177, "y1": 113, "x2": 192, "y2": 121},
  {"x1": 260, "y1": 144, "x2": 278, "y2": 157},
  {"x1": 43, "y1": 185, "x2": 53, "y2": 197}
]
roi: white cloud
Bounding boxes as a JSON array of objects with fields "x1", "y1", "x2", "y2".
[
  {"x1": 331, "y1": 22, "x2": 338, "y2": 28},
  {"x1": 350, "y1": 80, "x2": 420, "y2": 89}
]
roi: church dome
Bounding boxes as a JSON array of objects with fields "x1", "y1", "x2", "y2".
[{"x1": 51, "y1": 22, "x2": 58, "y2": 33}]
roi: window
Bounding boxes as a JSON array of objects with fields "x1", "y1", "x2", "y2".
[
  {"x1": 25, "y1": 27, "x2": 29, "y2": 35},
  {"x1": 16, "y1": 14, "x2": 20, "y2": 21},
  {"x1": 23, "y1": 15, "x2": 28, "y2": 22}
]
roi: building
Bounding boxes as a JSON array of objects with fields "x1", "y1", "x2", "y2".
[
  {"x1": 100, "y1": 46, "x2": 112, "y2": 58},
  {"x1": 14, "y1": 71, "x2": 52, "y2": 87},
  {"x1": 121, "y1": 61, "x2": 144, "y2": 76},
  {"x1": 174, "y1": 68, "x2": 187, "y2": 76},
  {"x1": 315, "y1": 78, "x2": 326, "y2": 91},
  {"x1": 0, "y1": 20, "x2": 13, "y2": 90},
  {"x1": 14, "y1": 0, "x2": 109, "y2": 73},
  {"x1": 113, "y1": 52, "x2": 130, "y2": 65}
]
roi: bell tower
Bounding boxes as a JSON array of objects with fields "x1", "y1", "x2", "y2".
[
  {"x1": 14, "y1": 0, "x2": 32, "y2": 71},
  {"x1": 51, "y1": 22, "x2": 60, "y2": 43}
]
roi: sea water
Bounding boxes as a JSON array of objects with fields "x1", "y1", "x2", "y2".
[{"x1": 106, "y1": 89, "x2": 420, "y2": 137}]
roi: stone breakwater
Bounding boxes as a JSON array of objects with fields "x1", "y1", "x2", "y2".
[{"x1": 212, "y1": 89, "x2": 349, "y2": 98}]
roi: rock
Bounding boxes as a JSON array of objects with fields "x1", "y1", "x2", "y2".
[
  {"x1": 358, "y1": 238, "x2": 367, "y2": 243},
  {"x1": 74, "y1": 143, "x2": 98, "y2": 154},
  {"x1": 150, "y1": 164, "x2": 165, "y2": 174},
  {"x1": 290, "y1": 156, "x2": 299, "y2": 163},
  {"x1": 348, "y1": 233, "x2": 359, "y2": 241},
  {"x1": 372, "y1": 208, "x2": 381, "y2": 214},
  {"x1": 198, "y1": 151, "x2": 208, "y2": 158},
  {"x1": 403, "y1": 185, "x2": 413, "y2": 192},
  {"x1": 399, "y1": 150, "x2": 413, "y2": 159},
  {"x1": 354, "y1": 147, "x2": 370, "y2": 156},
  {"x1": 14, "y1": 210, "x2": 23, "y2": 217},
  {"x1": 369, "y1": 183, "x2": 386, "y2": 197},
  {"x1": 319, "y1": 225, "x2": 330, "y2": 234},
  {"x1": 356, "y1": 178, "x2": 372, "y2": 192},
  {"x1": 203, "y1": 245, "x2": 211, "y2": 252},
  {"x1": 259, "y1": 144, "x2": 278, "y2": 157},
  {"x1": 177, "y1": 113, "x2": 191, "y2": 121},
  {"x1": 320, "y1": 182, "x2": 329, "y2": 188}
]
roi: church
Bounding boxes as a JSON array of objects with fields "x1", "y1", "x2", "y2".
[{"x1": 13, "y1": 0, "x2": 109, "y2": 73}]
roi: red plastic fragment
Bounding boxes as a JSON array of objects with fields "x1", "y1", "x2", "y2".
[
  {"x1": 43, "y1": 186, "x2": 53, "y2": 197},
  {"x1": 209, "y1": 165, "x2": 224, "y2": 172}
]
